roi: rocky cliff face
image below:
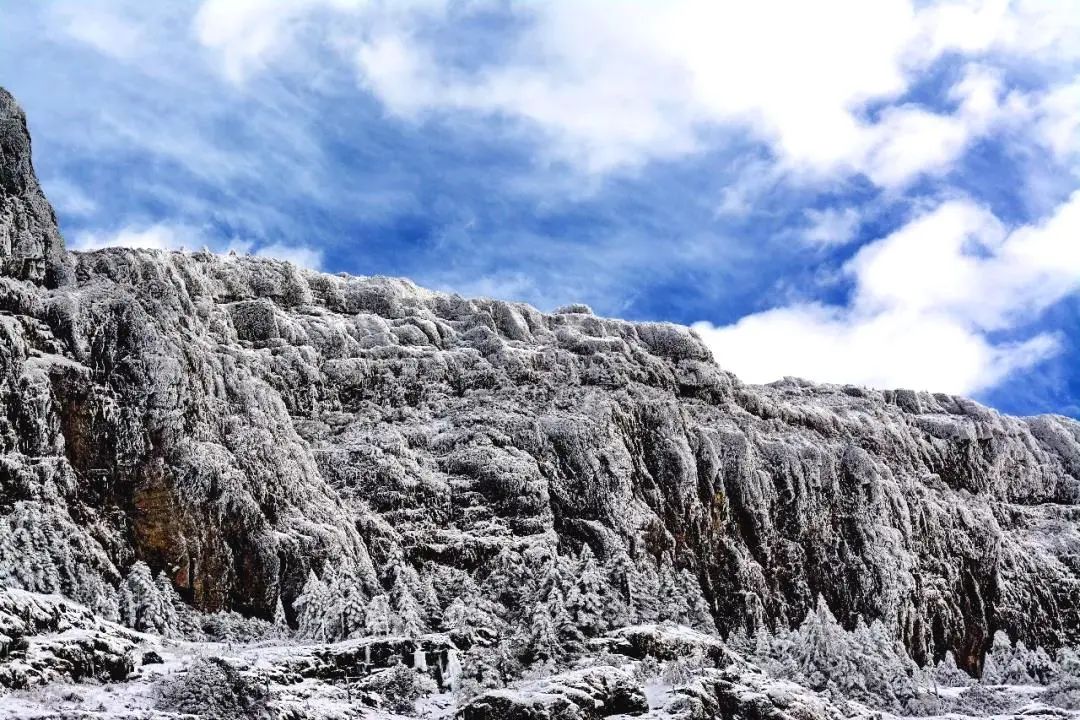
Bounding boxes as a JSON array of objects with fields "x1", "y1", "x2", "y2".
[
  {"x1": 0, "y1": 88, "x2": 66, "y2": 286},
  {"x1": 1, "y1": 86, "x2": 1080, "y2": 683}
]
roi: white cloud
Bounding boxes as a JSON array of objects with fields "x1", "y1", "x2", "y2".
[
  {"x1": 70, "y1": 224, "x2": 323, "y2": 270},
  {"x1": 71, "y1": 224, "x2": 203, "y2": 252},
  {"x1": 695, "y1": 304, "x2": 1057, "y2": 395},
  {"x1": 185, "y1": 0, "x2": 1080, "y2": 187},
  {"x1": 50, "y1": 2, "x2": 147, "y2": 61},
  {"x1": 803, "y1": 207, "x2": 861, "y2": 247},
  {"x1": 193, "y1": 0, "x2": 366, "y2": 83},
  {"x1": 255, "y1": 242, "x2": 323, "y2": 269},
  {"x1": 344, "y1": 0, "x2": 1079, "y2": 184},
  {"x1": 1033, "y1": 80, "x2": 1080, "y2": 162},
  {"x1": 694, "y1": 192, "x2": 1080, "y2": 395}
]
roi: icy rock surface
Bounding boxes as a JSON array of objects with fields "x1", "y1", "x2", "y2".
[{"x1": 0, "y1": 88, "x2": 65, "y2": 286}]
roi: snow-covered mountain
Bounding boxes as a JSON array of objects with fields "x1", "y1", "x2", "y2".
[{"x1": 4, "y1": 86, "x2": 1080, "y2": 719}]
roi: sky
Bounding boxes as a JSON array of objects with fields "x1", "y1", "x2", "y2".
[{"x1": 1, "y1": 1, "x2": 1079, "y2": 417}]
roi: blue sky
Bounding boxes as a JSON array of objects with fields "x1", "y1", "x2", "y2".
[{"x1": 2, "y1": 1, "x2": 1079, "y2": 417}]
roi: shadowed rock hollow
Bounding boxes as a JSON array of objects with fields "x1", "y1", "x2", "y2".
[{"x1": 1, "y1": 86, "x2": 1079, "y2": 677}]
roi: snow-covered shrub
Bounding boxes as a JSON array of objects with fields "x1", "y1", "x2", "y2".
[
  {"x1": 359, "y1": 662, "x2": 437, "y2": 716},
  {"x1": 1039, "y1": 648, "x2": 1080, "y2": 709},
  {"x1": 981, "y1": 631, "x2": 1059, "y2": 685},
  {"x1": 661, "y1": 650, "x2": 707, "y2": 686},
  {"x1": 155, "y1": 656, "x2": 266, "y2": 719}
]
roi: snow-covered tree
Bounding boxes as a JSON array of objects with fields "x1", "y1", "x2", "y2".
[
  {"x1": 294, "y1": 570, "x2": 331, "y2": 641},
  {"x1": 980, "y1": 631, "x2": 1059, "y2": 686},
  {"x1": 272, "y1": 595, "x2": 291, "y2": 638},
  {"x1": 152, "y1": 571, "x2": 180, "y2": 637},
  {"x1": 656, "y1": 562, "x2": 689, "y2": 625},
  {"x1": 604, "y1": 551, "x2": 639, "y2": 627},
  {"x1": 365, "y1": 593, "x2": 393, "y2": 637},
  {"x1": 748, "y1": 597, "x2": 921, "y2": 711},
  {"x1": 517, "y1": 598, "x2": 561, "y2": 667},
  {"x1": 787, "y1": 595, "x2": 852, "y2": 691},
  {"x1": 117, "y1": 561, "x2": 176, "y2": 636},
  {"x1": 568, "y1": 546, "x2": 608, "y2": 638},
  {"x1": 633, "y1": 557, "x2": 661, "y2": 624},
  {"x1": 392, "y1": 572, "x2": 426, "y2": 637},
  {"x1": 484, "y1": 548, "x2": 528, "y2": 611},
  {"x1": 981, "y1": 631, "x2": 1012, "y2": 684},
  {"x1": 934, "y1": 650, "x2": 974, "y2": 687},
  {"x1": 442, "y1": 580, "x2": 503, "y2": 643},
  {"x1": 679, "y1": 568, "x2": 716, "y2": 634}
]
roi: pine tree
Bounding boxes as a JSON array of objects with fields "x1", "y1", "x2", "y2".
[
  {"x1": 321, "y1": 564, "x2": 347, "y2": 641},
  {"x1": 981, "y1": 630, "x2": 1011, "y2": 684},
  {"x1": 934, "y1": 650, "x2": 973, "y2": 687},
  {"x1": 342, "y1": 583, "x2": 367, "y2": 639},
  {"x1": 1004, "y1": 640, "x2": 1035, "y2": 684},
  {"x1": 656, "y1": 562, "x2": 690, "y2": 625},
  {"x1": 679, "y1": 568, "x2": 716, "y2": 633},
  {"x1": 272, "y1": 595, "x2": 291, "y2": 638},
  {"x1": 152, "y1": 572, "x2": 180, "y2": 638},
  {"x1": 294, "y1": 570, "x2": 331, "y2": 641},
  {"x1": 443, "y1": 579, "x2": 503, "y2": 643},
  {"x1": 727, "y1": 626, "x2": 751, "y2": 655},
  {"x1": 392, "y1": 572, "x2": 426, "y2": 638},
  {"x1": 604, "y1": 551, "x2": 639, "y2": 626},
  {"x1": 568, "y1": 546, "x2": 608, "y2": 638},
  {"x1": 117, "y1": 562, "x2": 175, "y2": 636},
  {"x1": 520, "y1": 599, "x2": 561, "y2": 667},
  {"x1": 634, "y1": 557, "x2": 661, "y2": 624},
  {"x1": 788, "y1": 595, "x2": 852, "y2": 692},
  {"x1": 484, "y1": 548, "x2": 527, "y2": 611},
  {"x1": 365, "y1": 593, "x2": 393, "y2": 637}
]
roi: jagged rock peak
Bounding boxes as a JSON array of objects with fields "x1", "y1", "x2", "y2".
[{"x1": 0, "y1": 86, "x2": 66, "y2": 286}]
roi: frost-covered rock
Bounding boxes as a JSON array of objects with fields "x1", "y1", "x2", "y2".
[
  {"x1": 458, "y1": 665, "x2": 648, "y2": 719},
  {"x1": 0, "y1": 88, "x2": 66, "y2": 286},
  {"x1": 0, "y1": 589, "x2": 137, "y2": 689}
]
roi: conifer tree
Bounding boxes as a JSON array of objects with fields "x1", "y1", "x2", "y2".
[
  {"x1": 604, "y1": 551, "x2": 639, "y2": 626},
  {"x1": 365, "y1": 593, "x2": 393, "y2": 636},
  {"x1": 152, "y1": 571, "x2": 180, "y2": 638},
  {"x1": 392, "y1": 572, "x2": 426, "y2": 637},
  {"x1": 934, "y1": 650, "x2": 973, "y2": 687},
  {"x1": 680, "y1": 568, "x2": 716, "y2": 633},
  {"x1": 656, "y1": 562, "x2": 690, "y2": 625},
  {"x1": 981, "y1": 630, "x2": 1012, "y2": 684},
  {"x1": 568, "y1": 546, "x2": 608, "y2": 638},
  {"x1": 294, "y1": 570, "x2": 331, "y2": 641},
  {"x1": 117, "y1": 561, "x2": 175, "y2": 636}
]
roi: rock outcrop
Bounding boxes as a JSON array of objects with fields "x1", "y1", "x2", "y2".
[
  {"x1": 1, "y1": 85, "x2": 1080, "y2": 687},
  {"x1": 0, "y1": 88, "x2": 66, "y2": 286}
]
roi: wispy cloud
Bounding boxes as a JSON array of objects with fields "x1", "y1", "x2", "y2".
[{"x1": 71, "y1": 223, "x2": 323, "y2": 269}]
